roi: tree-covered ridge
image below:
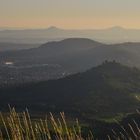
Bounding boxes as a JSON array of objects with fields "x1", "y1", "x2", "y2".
[{"x1": 1, "y1": 61, "x2": 140, "y2": 120}]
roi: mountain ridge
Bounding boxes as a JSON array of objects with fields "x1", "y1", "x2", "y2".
[
  {"x1": 2, "y1": 26, "x2": 140, "y2": 43},
  {"x1": 1, "y1": 61, "x2": 140, "y2": 119},
  {"x1": 1, "y1": 38, "x2": 140, "y2": 87}
]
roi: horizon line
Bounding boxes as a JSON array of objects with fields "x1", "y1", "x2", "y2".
[{"x1": 1, "y1": 25, "x2": 140, "y2": 31}]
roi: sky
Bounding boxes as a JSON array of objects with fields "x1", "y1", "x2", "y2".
[{"x1": 0, "y1": 0, "x2": 140, "y2": 29}]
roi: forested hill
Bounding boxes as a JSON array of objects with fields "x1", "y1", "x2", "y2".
[{"x1": 1, "y1": 61, "x2": 140, "y2": 119}]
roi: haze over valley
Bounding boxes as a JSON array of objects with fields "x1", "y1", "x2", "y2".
[
  {"x1": 2, "y1": 26, "x2": 140, "y2": 44},
  {"x1": 1, "y1": 38, "x2": 140, "y2": 87},
  {"x1": 1, "y1": 0, "x2": 140, "y2": 139}
]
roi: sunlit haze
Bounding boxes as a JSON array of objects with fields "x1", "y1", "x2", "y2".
[{"x1": 1, "y1": 0, "x2": 140, "y2": 29}]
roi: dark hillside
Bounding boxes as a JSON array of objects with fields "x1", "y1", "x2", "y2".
[{"x1": 1, "y1": 61, "x2": 140, "y2": 120}]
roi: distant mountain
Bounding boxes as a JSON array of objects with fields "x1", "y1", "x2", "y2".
[
  {"x1": 0, "y1": 38, "x2": 104, "y2": 86},
  {"x1": 0, "y1": 38, "x2": 104, "y2": 72},
  {"x1": 1, "y1": 38, "x2": 140, "y2": 71},
  {"x1": 1, "y1": 38, "x2": 140, "y2": 87},
  {"x1": 1, "y1": 26, "x2": 140, "y2": 43},
  {"x1": 1, "y1": 61, "x2": 140, "y2": 119}
]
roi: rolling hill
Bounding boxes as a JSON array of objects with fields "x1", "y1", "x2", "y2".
[
  {"x1": 1, "y1": 38, "x2": 140, "y2": 86},
  {"x1": 1, "y1": 38, "x2": 140, "y2": 71},
  {"x1": 1, "y1": 61, "x2": 140, "y2": 120}
]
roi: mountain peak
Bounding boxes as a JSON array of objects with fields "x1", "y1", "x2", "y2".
[
  {"x1": 60, "y1": 38, "x2": 101, "y2": 44},
  {"x1": 47, "y1": 26, "x2": 60, "y2": 31},
  {"x1": 40, "y1": 38, "x2": 103, "y2": 49},
  {"x1": 108, "y1": 26, "x2": 125, "y2": 31}
]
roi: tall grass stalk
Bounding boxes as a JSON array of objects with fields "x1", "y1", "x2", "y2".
[
  {"x1": 0, "y1": 108, "x2": 89, "y2": 140},
  {"x1": 1, "y1": 108, "x2": 140, "y2": 140}
]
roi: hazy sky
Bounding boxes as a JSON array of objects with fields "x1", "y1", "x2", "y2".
[{"x1": 1, "y1": 0, "x2": 140, "y2": 29}]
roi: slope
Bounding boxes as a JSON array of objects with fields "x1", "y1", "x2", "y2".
[{"x1": 1, "y1": 61, "x2": 140, "y2": 119}]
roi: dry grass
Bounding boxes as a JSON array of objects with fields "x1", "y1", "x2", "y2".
[
  {"x1": 0, "y1": 107, "x2": 93, "y2": 140},
  {"x1": 1, "y1": 107, "x2": 140, "y2": 140}
]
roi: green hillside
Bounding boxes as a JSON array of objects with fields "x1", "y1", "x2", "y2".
[{"x1": 1, "y1": 61, "x2": 140, "y2": 120}]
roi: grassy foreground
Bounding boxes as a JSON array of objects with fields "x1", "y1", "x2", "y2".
[
  {"x1": 0, "y1": 107, "x2": 140, "y2": 140},
  {"x1": 0, "y1": 107, "x2": 94, "y2": 140}
]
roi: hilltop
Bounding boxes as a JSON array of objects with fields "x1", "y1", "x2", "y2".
[{"x1": 1, "y1": 61, "x2": 140, "y2": 120}]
